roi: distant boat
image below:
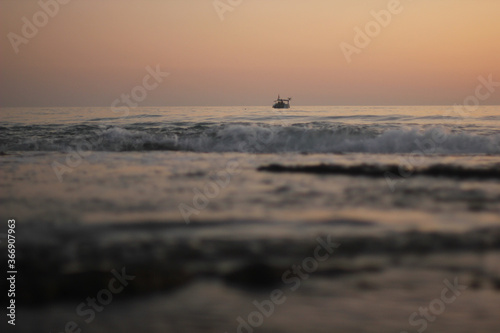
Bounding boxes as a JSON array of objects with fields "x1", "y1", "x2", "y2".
[{"x1": 272, "y1": 95, "x2": 291, "y2": 109}]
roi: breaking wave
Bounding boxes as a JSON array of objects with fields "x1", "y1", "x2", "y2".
[{"x1": 1, "y1": 123, "x2": 500, "y2": 154}]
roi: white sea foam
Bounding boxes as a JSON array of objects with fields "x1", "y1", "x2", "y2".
[{"x1": 2, "y1": 123, "x2": 500, "y2": 154}]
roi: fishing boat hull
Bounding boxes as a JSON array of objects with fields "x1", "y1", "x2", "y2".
[{"x1": 272, "y1": 103, "x2": 290, "y2": 109}]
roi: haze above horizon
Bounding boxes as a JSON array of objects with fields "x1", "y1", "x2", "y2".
[{"x1": 1, "y1": 0, "x2": 499, "y2": 107}]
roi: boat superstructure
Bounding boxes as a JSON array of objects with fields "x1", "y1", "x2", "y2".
[{"x1": 272, "y1": 95, "x2": 291, "y2": 109}]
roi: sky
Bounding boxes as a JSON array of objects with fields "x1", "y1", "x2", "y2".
[{"x1": 1, "y1": 0, "x2": 499, "y2": 106}]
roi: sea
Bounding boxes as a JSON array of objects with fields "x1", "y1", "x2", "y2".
[{"x1": 1, "y1": 105, "x2": 500, "y2": 332}]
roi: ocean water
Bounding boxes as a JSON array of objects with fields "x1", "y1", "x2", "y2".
[{"x1": 1, "y1": 106, "x2": 500, "y2": 332}]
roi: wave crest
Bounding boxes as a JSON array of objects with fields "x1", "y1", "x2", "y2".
[{"x1": 2, "y1": 123, "x2": 500, "y2": 154}]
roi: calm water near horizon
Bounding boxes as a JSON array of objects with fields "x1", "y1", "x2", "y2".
[{"x1": 1, "y1": 105, "x2": 500, "y2": 332}]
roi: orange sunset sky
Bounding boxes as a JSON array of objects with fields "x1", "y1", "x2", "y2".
[{"x1": 1, "y1": 0, "x2": 499, "y2": 106}]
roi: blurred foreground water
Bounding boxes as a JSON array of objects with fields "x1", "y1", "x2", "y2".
[{"x1": 1, "y1": 106, "x2": 500, "y2": 332}]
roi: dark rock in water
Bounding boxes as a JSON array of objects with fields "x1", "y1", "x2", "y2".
[
  {"x1": 223, "y1": 262, "x2": 285, "y2": 290},
  {"x1": 257, "y1": 163, "x2": 399, "y2": 176},
  {"x1": 257, "y1": 163, "x2": 500, "y2": 180}
]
